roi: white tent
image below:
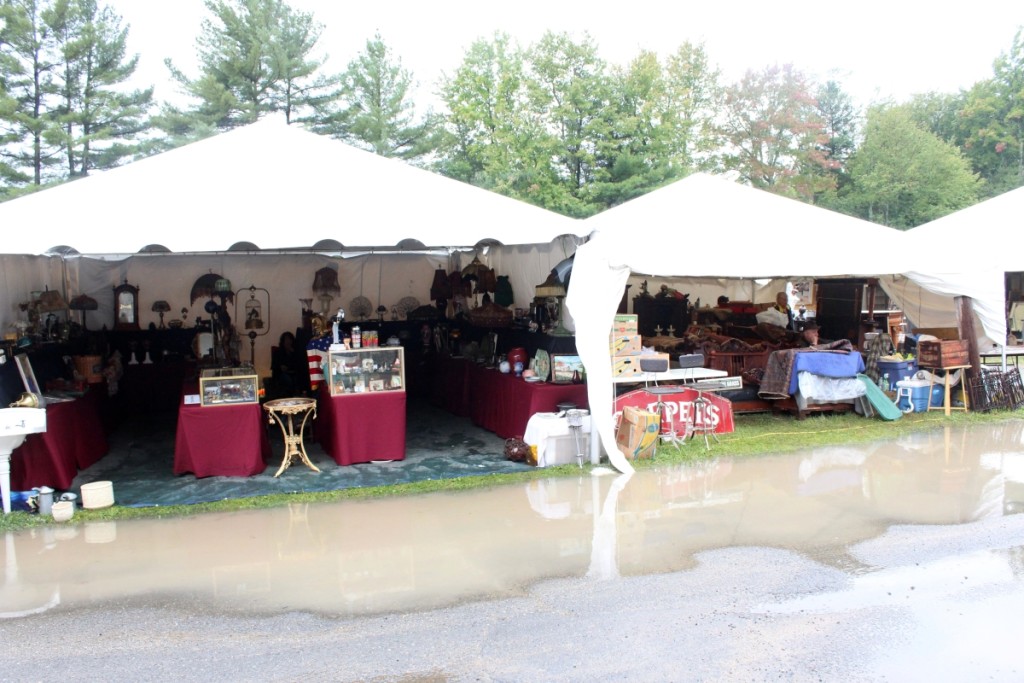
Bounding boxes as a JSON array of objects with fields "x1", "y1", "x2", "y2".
[
  {"x1": 908, "y1": 185, "x2": 1024, "y2": 272},
  {"x1": 0, "y1": 117, "x2": 584, "y2": 255},
  {"x1": 0, "y1": 118, "x2": 586, "y2": 377},
  {"x1": 906, "y1": 186, "x2": 1023, "y2": 348},
  {"x1": 567, "y1": 173, "x2": 1007, "y2": 473}
]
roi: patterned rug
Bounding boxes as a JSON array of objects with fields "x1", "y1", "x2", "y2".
[{"x1": 71, "y1": 397, "x2": 532, "y2": 507}]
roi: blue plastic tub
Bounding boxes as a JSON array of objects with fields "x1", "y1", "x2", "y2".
[{"x1": 877, "y1": 359, "x2": 917, "y2": 390}]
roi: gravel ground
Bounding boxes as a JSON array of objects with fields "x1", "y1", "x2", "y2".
[{"x1": 3, "y1": 514, "x2": 1021, "y2": 682}]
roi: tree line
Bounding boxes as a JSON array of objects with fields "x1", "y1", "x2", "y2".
[{"x1": 2, "y1": 0, "x2": 1022, "y2": 229}]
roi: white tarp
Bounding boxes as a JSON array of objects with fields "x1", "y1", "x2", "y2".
[
  {"x1": 0, "y1": 117, "x2": 584, "y2": 255},
  {"x1": 568, "y1": 173, "x2": 1006, "y2": 473}
]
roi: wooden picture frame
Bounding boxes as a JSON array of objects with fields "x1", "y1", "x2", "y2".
[
  {"x1": 15, "y1": 354, "x2": 46, "y2": 406},
  {"x1": 551, "y1": 354, "x2": 585, "y2": 384}
]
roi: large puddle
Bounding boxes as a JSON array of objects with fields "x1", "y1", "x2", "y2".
[{"x1": 4, "y1": 423, "x2": 1023, "y2": 619}]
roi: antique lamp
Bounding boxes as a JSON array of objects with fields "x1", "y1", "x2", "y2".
[
  {"x1": 37, "y1": 288, "x2": 68, "y2": 340},
  {"x1": 214, "y1": 276, "x2": 233, "y2": 307},
  {"x1": 151, "y1": 300, "x2": 171, "y2": 329},
  {"x1": 461, "y1": 256, "x2": 488, "y2": 308},
  {"x1": 430, "y1": 267, "x2": 452, "y2": 311},
  {"x1": 534, "y1": 273, "x2": 570, "y2": 336},
  {"x1": 312, "y1": 266, "x2": 341, "y2": 316},
  {"x1": 69, "y1": 294, "x2": 98, "y2": 330}
]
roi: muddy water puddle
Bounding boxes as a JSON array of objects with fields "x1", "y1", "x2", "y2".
[{"x1": 4, "y1": 423, "x2": 1023, "y2": 619}]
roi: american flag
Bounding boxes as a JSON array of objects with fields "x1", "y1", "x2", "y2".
[{"x1": 306, "y1": 334, "x2": 332, "y2": 391}]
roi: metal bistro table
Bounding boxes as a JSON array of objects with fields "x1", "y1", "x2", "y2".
[{"x1": 263, "y1": 397, "x2": 320, "y2": 477}]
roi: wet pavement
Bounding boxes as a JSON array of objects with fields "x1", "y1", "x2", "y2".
[{"x1": 3, "y1": 422, "x2": 1023, "y2": 681}]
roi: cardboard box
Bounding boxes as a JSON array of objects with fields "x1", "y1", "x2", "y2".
[
  {"x1": 616, "y1": 406, "x2": 660, "y2": 460},
  {"x1": 610, "y1": 314, "x2": 638, "y2": 336},
  {"x1": 611, "y1": 355, "x2": 643, "y2": 377},
  {"x1": 918, "y1": 340, "x2": 969, "y2": 368},
  {"x1": 610, "y1": 334, "x2": 642, "y2": 356}
]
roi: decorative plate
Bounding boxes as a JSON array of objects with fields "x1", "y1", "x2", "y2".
[
  {"x1": 533, "y1": 349, "x2": 550, "y2": 382},
  {"x1": 524, "y1": 376, "x2": 543, "y2": 383},
  {"x1": 349, "y1": 296, "x2": 373, "y2": 320},
  {"x1": 396, "y1": 296, "x2": 420, "y2": 318}
]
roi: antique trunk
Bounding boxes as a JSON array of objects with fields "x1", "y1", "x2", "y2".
[{"x1": 917, "y1": 340, "x2": 970, "y2": 368}]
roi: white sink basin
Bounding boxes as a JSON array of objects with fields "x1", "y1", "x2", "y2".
[
  {"x1": 0, "y1": 407, "x2": 47, "y2": 452},
  {"x1": 1, "y1": 407, "x2": 47, "y2": 515}
]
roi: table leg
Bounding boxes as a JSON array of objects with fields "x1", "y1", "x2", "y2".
[
  {"x1": 293, "y1": 408, "x2": 320, "y2": 473},
  {"x1": 945, "y1": 374, "x2": 954, "y2": 417}
]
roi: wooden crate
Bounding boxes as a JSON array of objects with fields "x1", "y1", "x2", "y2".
[{"x1": 918, "y1": 340, "x2": 969, "y2": 368}]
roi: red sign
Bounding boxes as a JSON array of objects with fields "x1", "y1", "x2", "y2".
[{"x1": 614, "y1": 387, "x2": 735, "y2": 435}]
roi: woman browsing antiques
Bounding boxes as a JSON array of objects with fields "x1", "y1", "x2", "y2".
[{"x1": 272, "y1": 331, "x2": 310, "y2": 397}]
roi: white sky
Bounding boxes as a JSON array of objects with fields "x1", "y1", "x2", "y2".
[{"x1": 110, "y1": 0, "x2": 1024, "y2": 112}]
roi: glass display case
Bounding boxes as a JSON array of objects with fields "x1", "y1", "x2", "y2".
[
  {"x1": 199, "y1": 367, "x2": 260, "y2": 406},
  {"x1": 327, "y1": 347, "x2": 405, "y2": 396}
]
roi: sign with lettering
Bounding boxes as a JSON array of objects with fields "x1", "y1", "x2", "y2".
[{"x1": 614, "y1": 387, "x2": 735, "y2": 435}]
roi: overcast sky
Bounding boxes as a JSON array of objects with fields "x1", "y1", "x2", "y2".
[{"x1": 109, "y1": 0, "x2": 1024, "y2": 112}]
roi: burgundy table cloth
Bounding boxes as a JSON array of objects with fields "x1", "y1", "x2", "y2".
[
  {"x1": 10, "y1": 389, "x2": 109, "y2": 491},
  {"x1": 467, "y1": 365, "x2": 589, "y2": 439},
  {"x1": 316, "y1": 386, "x2": 407, "y2": 465},
  {"x1": 173, "y1": 383, "x2": 270, "y2": 478}
]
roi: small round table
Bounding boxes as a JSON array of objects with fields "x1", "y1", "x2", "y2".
[{"x1": 263, "y1": 397, "x2": 319, "y2": 477}]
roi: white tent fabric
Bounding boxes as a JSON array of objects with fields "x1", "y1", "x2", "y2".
[
  {"x1": 0, "y1": 117, "x2": 584, "y2": 255},
  {"x1": 904, "y1": 186, "x2": 1023, "y2": 351},
  {"x1": 568, "y1": 173, "x2": 1006, "y2": 474},
  {"x1": 908, "y1": 185, "x2": 1024, "y2": 272}
]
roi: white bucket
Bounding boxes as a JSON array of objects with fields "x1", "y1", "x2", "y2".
[
  {"x1": 51, "y1": 500, "x2": 74, "y2": 522},
  {"x1": 81, "y1": 481, "x2": 114, "y2": 509}
]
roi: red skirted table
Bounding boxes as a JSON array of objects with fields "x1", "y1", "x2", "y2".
[
  {"x1": 173, "y1": 383, "x2": 270, "y2": 478},
  {"x1": 10, "y1": 389, "x2": 109, "y2": 491},
  {"x1": 468, "y1": 365, "x2": 589, "y2": 439},
  {"x1": 316, "y1": 386, "x2": 406, "y2": 465}
]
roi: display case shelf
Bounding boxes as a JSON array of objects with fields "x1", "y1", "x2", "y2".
[{"x1": 327, "y1": 347, "x2": 405, "y2": 397}]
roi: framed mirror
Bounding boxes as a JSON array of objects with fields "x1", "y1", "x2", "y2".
[
  {"x1": 113, "y1": 281, "x2": 140, "y2": 331},
  {"x1": 193, "y1": 331, "x2": 214, "y2": 360},
  {"x1": 15, "y1": 354, "x2": 46, "y2": 406}
]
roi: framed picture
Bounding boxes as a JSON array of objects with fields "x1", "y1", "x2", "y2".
[
  {"x1": 551, "y1": 354, "x2": 585, "y2": 384},
  {"x1": 15, "y1": 354, "x2": 46, "y2": 406},
  {"x1": 369, "y1": 379, "x2": 385, "y2": 392}
]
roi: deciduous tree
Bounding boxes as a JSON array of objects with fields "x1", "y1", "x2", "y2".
[
  {"x1": 844, "y1": 106, "x2": 980, "y2": 228},
  {"x1": 718, "y1": 64, "x2": 835, "y2": 201}
]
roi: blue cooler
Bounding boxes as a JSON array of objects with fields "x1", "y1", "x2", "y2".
[
  {"x1": 896, "y1": 378, "x2": 944, "y2": 412},
  {"x1": 877, "y1": 359, "x2": 917, "y2": 390}
]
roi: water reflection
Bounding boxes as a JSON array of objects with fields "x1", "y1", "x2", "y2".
[{"x1": 2, "y1": 423, "x2": 1022, "y2": 619}]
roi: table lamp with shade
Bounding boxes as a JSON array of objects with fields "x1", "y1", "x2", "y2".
[
  {"x1": 312, "y1": 266, "x2": 341, "y2": 316},
  {"x1": 534, "y1": 276, "x2": 567, "y2": 335},
  {"x1": 151, "y1": 300, "x2": 171, "y2": 329},
  {"x1": 69, "y1": 294, "x2": 98, "y2": 330},
  {"x1": 37, "y1": 287, "x2": 68, "y2": 340}
]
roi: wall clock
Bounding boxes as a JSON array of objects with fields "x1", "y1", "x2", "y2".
[{"x1": 113, "y1": 280, "x2": 140, "y2": 330}]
